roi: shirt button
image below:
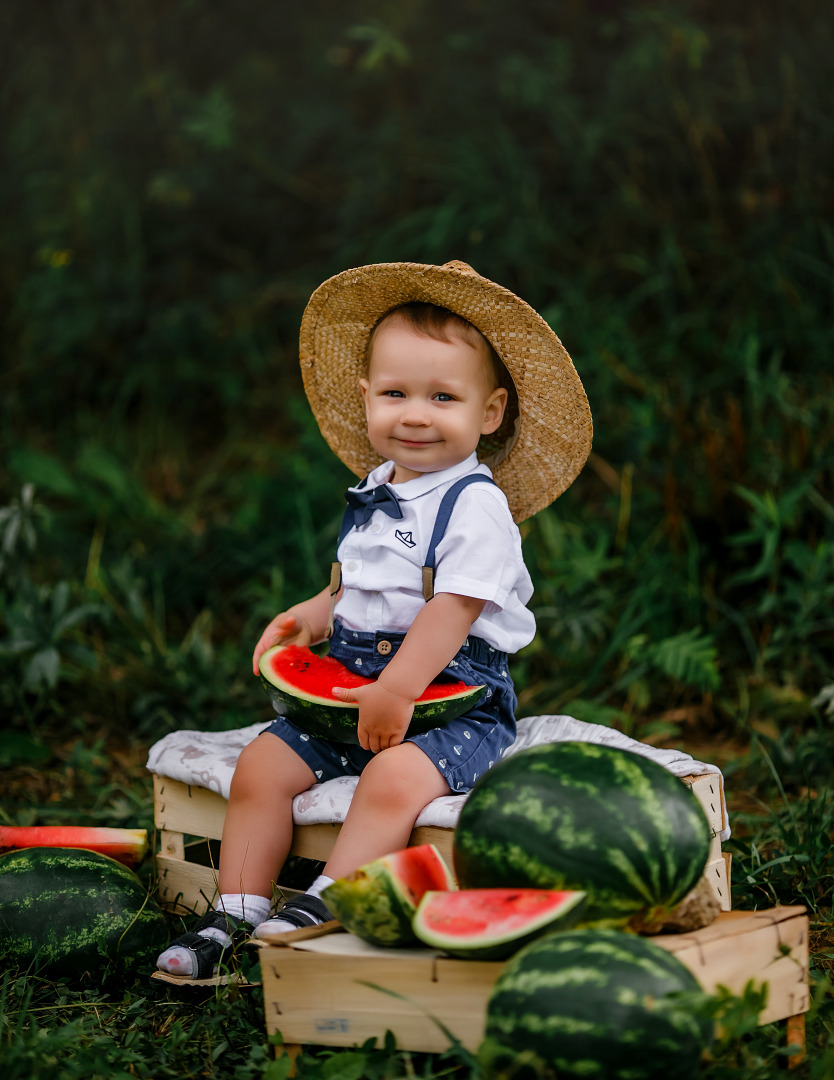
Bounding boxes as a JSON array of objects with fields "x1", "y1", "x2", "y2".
[
  {"x1": 376, "y1": 640, "x2": 392, "y2": 656},
  {"x1": 345, "y1": 561, "x2": 358, "y2": 572},
  {"x1": 369, "y1": 523, "x2": 382, "y2": 533}
]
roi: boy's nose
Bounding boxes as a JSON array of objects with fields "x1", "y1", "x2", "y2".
[{"x1": 400, "y1": 402, "x2": 430, "y2": 425}]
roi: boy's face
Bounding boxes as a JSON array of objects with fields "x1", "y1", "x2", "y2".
[{"x1": 359, "y1": 321, "x2": 508, "y2": 484}]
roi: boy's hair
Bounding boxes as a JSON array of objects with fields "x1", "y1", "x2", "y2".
[{"x1": 366, "y1": 302, "x2": 513, "y2": 397}]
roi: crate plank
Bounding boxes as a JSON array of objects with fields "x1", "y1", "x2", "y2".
[
  {"x1": 683, "y1": 774, "x2": 726, "y2": 839},
  {"x1": 157, "y1": 853, "x2": 219, "y2": 914},
  {"x1": 261, "y1": 949, "x2": 500, "y2": 1052},
  {"x1": 154, "y1": 776, "x2": 227, "y2": 840},
  {"x1": 653, "y1": 906, "x2": 809, "y2": 1025}
]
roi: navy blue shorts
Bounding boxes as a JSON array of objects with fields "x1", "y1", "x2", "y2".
[{"x1": 261, "y1": 620, "x2": 517, "y2": 793}]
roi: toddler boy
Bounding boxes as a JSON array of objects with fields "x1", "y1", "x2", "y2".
[{"x1": 157, "y1": 260, "x2": 591, "y2": 977}]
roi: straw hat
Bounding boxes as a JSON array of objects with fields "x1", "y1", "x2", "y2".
[{"x1": 299, "y1": 260, "x2": 592, "y2": 522}]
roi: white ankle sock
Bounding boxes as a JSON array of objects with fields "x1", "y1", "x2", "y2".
[
  {"x1": 156, "y1": 892, "x2": 271, "y2": 976},
  {"x1": 216, "y1": 893, "x2": 273, "y2": 925},
  {"x1": 307, "y1": 874, "x2": 335, "y2": 900},
  {"x1": 254, "y1": 875, "x2": 335, "y2": 937}
]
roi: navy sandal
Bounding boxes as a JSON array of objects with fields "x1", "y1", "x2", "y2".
[
  {"x1": 163, "y1": 909, "x2": 254, "y2": 980},
  {"x1": 255, "y1": 893, "x2": 334, "y2": 936}
]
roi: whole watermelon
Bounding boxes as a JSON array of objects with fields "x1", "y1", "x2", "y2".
[
  {"x1": 480, "y1": 929, "x2": 711, "y2": 1080},
  {"x1": 454, "y1": 741, "x2": 712, "y2": 927},
  {"x1": 0, "y1": 847, "x2": 168, "y2": 976}
]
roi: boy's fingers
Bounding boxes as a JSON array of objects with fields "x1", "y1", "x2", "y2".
[{"x1": 331, "y1": 686, "x2": 357, "y2": 702}]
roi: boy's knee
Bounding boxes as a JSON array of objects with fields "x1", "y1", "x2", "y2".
[{"x1": 357, "y1": 745, "x2": 445, "y2": 810}]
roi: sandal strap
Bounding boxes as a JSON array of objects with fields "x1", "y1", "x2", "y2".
[
  {"x1": 166, "y1": 931, "x2": 227, "y2": 980},
  {"x1": 168, "y1": 910, "x2": 254, "y2": 979},
  {"x1": 194, "y1": 908, "x2": 252, "y2": 938},
  {"x1": 268, "y1": 893, "x2": 333, "y2": 930}
]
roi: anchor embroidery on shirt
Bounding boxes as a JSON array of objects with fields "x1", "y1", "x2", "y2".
[{"x1": 395, "y1": 530, "x2": 416, "y2": 548}]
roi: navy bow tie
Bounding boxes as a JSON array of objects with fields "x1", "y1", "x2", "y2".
[{"x1": 344, "y1": 484, "x2": 404, "y2": 528}]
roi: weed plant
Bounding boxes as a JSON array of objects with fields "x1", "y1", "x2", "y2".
[{"x1": 1, "y1": 0, "x2": 833, "y2": 1075}]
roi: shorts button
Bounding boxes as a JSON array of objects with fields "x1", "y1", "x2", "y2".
[
  {"x1": 345, "y1": 560, "x2": 358, "y2": 572},
  {"x1": 376, "y1": 640, "x2": 392, "y2": 655}
]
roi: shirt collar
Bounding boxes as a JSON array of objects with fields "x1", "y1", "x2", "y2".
[{"x1": 351, "y1": 453, "x2": 489, "y2": 502}]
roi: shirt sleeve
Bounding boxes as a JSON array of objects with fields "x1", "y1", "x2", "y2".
[{"x1": 431, "y1": 484, "x2": 532, "y2": 611}]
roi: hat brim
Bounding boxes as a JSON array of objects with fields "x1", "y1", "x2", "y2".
[{"x1": 299, "y1": 261, "x2": 592, "y2": 522}]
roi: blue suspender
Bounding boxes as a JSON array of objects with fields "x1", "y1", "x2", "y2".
[
  {"x1": 328, "y1": 473, "x2": 497, "y2": 635},
  {"x1": 420, "y1": 474, "x2": 496, "y2": 601}
]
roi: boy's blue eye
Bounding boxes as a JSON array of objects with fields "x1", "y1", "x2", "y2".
[
  {"x1": 434, "y1": 393, "x2": 454, "y2": 402},
  {"x1": 383, "y1": 390, "x2": 405, "y2": 398}
]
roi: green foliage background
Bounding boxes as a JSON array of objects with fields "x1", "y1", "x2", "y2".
[{"x1": 2, "y1": 0, "x2": 831, "y2": 743}]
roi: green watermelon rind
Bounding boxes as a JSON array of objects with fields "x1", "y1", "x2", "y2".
[
  {"x1": 259, "y1": 644, "x2": 485, "y2": 744},
  {"x1": 481, "y1": 929, "x2": 712, "y2": 1080},
  {"x1": 323, "y1": 844, "x2": 456, "y2": 948},
  {"x1": 453, "y1": 741, "x2": 713, "y2": 926},
  {"x1": 412, "y1": 888, "x2": 589, "y2": 961},
  {"x1": 0, "y1": 847, "x2": 168, "y2": 977}
]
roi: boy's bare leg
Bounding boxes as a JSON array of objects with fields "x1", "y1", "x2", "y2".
[
  {"x1": 218, "y1": 734, "x2": 317, "y2": 897},
  {"x1": 323, "y1": 742, "x2": 452, "y2": 880},
  {"x1": 157, "y1": 734, "x2": 316, "y2": 975}
]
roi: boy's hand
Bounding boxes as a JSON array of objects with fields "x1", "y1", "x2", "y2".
[
  {"x1": 252, "y1": 613, "x2": 313, "y2": 675},
  {"x1": 331, "y1": 681, "x2": 415, "y2": 753}
]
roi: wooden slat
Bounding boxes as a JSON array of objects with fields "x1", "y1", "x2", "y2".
[
  {"x1": 153, "y1": 777, "x2": 456, "y2": 871},
  {"x1": 156, "y1": 853, "x2": 219, "y2": 914},
  {"x1": 154, "y1": 776, "x2": 227, "y2": 840},
  {"x1": 260, "y1": 948, "x2": 501, "y2": 1052},
  {"x1": 703, "y1": 853, "x2": 731, "y2": 912},
  {"x1": 653, "y1": 906, "x2": 809, "y2": 1026},
  {"x1": 682, "y1": 773, "x2": 726, "y2": 839}
]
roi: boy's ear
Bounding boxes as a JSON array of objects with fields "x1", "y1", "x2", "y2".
[
  {"x1": 359, "y1": 378, "x2": 370, "y2": 409},
  {"x1": 481, "y1": 387, "x2": 508, "y2": 435}
]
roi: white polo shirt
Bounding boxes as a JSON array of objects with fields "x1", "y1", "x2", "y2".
[{"x1": 334, "y1": 454, "x2": 536, "y2": 654}]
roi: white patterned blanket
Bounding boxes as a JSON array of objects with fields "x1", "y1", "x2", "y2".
[{"x1": 146, "y1": 715, "x2": 730, "y2": 841}]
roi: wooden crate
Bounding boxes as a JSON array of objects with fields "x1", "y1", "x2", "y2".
[
  {"x1": 153, "y1": 771, "x2": 728, "y2": 915},
  {"x1": 259, "y1": 906, "x2": 808, "y2": 1061}
]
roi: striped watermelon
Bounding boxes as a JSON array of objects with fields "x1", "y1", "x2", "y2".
[
  {"x1": 481, "y1": 929, "x2": 711, "y2": 1080},
  {"x1": 322, "y1": 844, "x2": 455, "y2": 947},
  {"x1": 0, "y1": 847, "x2": 167, "y2": 977},
  {"x1": 453, "y1": 741, "x2": 711, "y2": 928},
  {"x1": 412, "y1": 888, "x2": 587, "y2": 960},
  {"x1": 259, "y1": 644, "x2": 484, "y2": 744}
]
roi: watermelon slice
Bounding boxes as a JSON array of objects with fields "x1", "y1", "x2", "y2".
[
  {"x1": 258, "y1": 644, "x2": 484, "y2": 744},
  {"x1": 0, "y1": 826, "x2": 148, "y2": 869},
  {"x1": 413, "y1": 888, "x2": 588, "y2": 960},
  {"x1": 322, "y1": 844, "x2": 456, "y2": 947}
]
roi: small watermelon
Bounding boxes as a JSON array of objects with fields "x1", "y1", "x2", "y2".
[
  {"x1": 322, "y1": 844, "x2": 455, "y2": 947},
  {"x1": 0, "y1": 847, "x2": 168, "y2": 977},
  {"x1": 480, "y1": 929, "x2": 711, "y2": 1080},
  {"x1": 454, "y1": 741, "x2": 712, "y2": 928},
  {"x1": 259, "y1": 644, "x2": 484, "y2": 743},
  {"x1": 412, "y1": 888, "x2": 587, "y2": 960}
]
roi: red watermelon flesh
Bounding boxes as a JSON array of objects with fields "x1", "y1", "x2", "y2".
[
  {"x1": 269, "y1": 645, "x2": 472, "y2": 702},
  {"x1": 413, "y1": 888, "x2": 588, "y2": 960},
  {"x1": 258, "y1": 644, "x2": 485, "y2": 744}
]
